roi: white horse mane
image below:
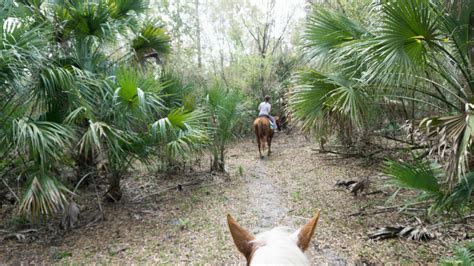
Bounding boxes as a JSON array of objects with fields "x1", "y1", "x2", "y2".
[{"x1": 250, "y1": 227, "x2": 310, "y2": 265}]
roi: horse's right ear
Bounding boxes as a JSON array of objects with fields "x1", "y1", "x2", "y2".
[
  {"x1": 296, "y1": 210, "x2": 320, "y2": 252},
  {"x1": 227, "y1": 214, "x2": 255, "y2": 260}
]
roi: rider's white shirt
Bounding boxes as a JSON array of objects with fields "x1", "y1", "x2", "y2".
[{"x1": 258, "y1": 102, "x2": 271, "y2": 116}]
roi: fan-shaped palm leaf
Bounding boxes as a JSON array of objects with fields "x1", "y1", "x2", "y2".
[
  {"x1": 54, "y1": 0, "x2": 114, "y2": 42},
  {"x1": 151, "y1": 108, "x2": 209, "y2": 159},
  {"x1": 419, "y1": 108, "x2": 474, "y2": 189},
  {"x1": 363, "y1": 0, "x2": 442, "y2": 84},
  {"x1": 288, "y1": 68, "x2": 368, "y2": 135},
  {"x1": 113, "y1": 66, "x2": 164, "y2": 119},
  {"x1": 384, "y1": 159, "x2": 443, "y2": 195},
  {"x1": 18, "y1": 173, "x2": 71, "y2": 222},
  {"x1": 131, "y1": 19, "x2": 171, "y2": 62},
  {"x1": 303, "y1": 7, "x2": 369, "y2": 61},
  {"x1": 107, "y1": 0, "x2": 148, "y2": 19},
  {"x1": 11, "y1": 118, "x2": 75, "y2": 169}
]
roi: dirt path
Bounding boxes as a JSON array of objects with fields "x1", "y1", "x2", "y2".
[
  {"x1": 234, "y1": 135, "x2": 348, "y2": 265},
  {"x1": 0, "y1": 131, "x2": 452, "y2": 264}
]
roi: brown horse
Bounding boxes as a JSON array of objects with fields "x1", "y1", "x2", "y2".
[{"x1": 253, "y1": 116, "x2": 279, "y2": 159}]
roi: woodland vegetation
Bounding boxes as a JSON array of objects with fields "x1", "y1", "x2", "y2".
[{"x1": 0, "y1": 0, "x2": 473, "y2": 264}]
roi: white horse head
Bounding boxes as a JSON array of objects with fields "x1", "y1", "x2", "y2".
[{"x1": 227, "y1": 211, "x2": 320, "y2": 265}]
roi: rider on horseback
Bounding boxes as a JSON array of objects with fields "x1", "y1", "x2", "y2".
[{"x1": 258, "y1": 95, "x2": 277, "y2": 131}]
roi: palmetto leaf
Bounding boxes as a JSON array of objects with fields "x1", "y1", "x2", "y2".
[
  {"x1": 0, "y1": 18, "x2": 48, "y2": 90},
  {"x1": 288, "y1": 68, "x2": 368, "y2": 134},
  {"x1": 206, "y1": 86, "x2": 244, "y2": 141},
  {"x1": 303, "y1": 6, "x2": 369, "y2": 61},
  {"x1": 368, "y1": 225, "x2": 435, "y2": 241},
  {"x1": 364, "y1": 0, "x2": 443, "y2": 84},
  {"x1": 18, "y1": 173, "x2": 71, "y2": 221},
  {"x1": 77, "y1": 120, "x2": 135, "y2": 163},
  {"x1": 54, "y1": 0, "x2": 114, "y2": 42},
  {"x1": 442, "y1": 241, "x2": 474, "y2": 266},
  {"x1": 11, "y1": 118, "x2": 75, "y2": 169},
  {"x1": 107, "y1": 0, "x2": 148, "y2": 19},
  {"x1": 113, "y1": 66, "x2": 164, "y2": 117},
  {"x1": 131, "y1": 19, "x2": 171, "y2": 62},
  {"x1": 159, "y1": 71, "x2": 194, "y2": 109},
  {"x1": 151, "y1": 108, "x2": 209, "y2": 159},
  {"x1": 438, "y1": 172, "x2": 474, "y2": 211},
  {"x1": 384, "y1": 159, "x2": 443, "y2": 195},
  {"x1": 419, "y1": 106, "x2": 474, "y2": 189}
]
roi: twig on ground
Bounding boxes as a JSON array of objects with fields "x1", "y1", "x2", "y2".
[
  {"x1": 349, "y1": 201, "x2": 433, "y2": 216},
  {"x1": 1, "y1": 179, "x2": 19, "y2": 202},
  {"x1": 362, "y1": 190, "x2": 385, "y2": 196},
  {"x1": 131, "y1": 180, "x2": 227, "y2": 202}
]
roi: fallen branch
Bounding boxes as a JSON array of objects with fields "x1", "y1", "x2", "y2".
[
  {"x1": 349, "y1": 201, "x2": 433, "y2": 216},
  {"x1": 1, "y1": 179, "x2": 19, "y2": 202},
  {"x1": 312, "y1": 144, "x2": 429, "y2": 159},
  {"x1": 131, "y1": 180, "x2": 227, "y2": 202}
]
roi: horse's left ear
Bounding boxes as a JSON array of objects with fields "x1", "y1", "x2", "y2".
[
  {"x1": 295, "y1": 210, "x2": 320, "y2": 252},
  {"x1": 227, "y1": 214, "x2": 256, "y2": 261}
]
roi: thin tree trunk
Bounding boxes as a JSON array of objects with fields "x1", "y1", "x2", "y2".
[
  {"x1": 195, "y1": 0, "x2": 202, "y2": 69},
  {"x1": 470, "y1": 11, "x2": 474, "y2": 67}
]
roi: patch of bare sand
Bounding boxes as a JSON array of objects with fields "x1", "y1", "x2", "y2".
[{"x1": 0, "y1": 131, "x2": 457, "y2": 264}]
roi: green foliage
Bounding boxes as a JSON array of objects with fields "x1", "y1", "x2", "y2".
[
  {"x1": 442, "y1": 241, "x2": 474, "y2": 266},
  {"x1": 10, "y1": 119, "x2": 75, "y2": 169},
  {"x1": 384, "y1": 158, "x2": 474, "y2": 214},
  {"x1": 293, "y1": 0, "x2": 474, "y2": 197},
  {"x1": 18, "y1": 174, "x2": 71, "y2": 221},
  {"x1": 151, "y1": 108, "x2": 209, "y2": 161},
  {"x1": 384, "y1": 159, "x2": 443, "y2": 195},
  {"x1": 0, "y1": 0, "x2": 195, "y2": 221},
  {"x1": 132, "y1": 19, "x2": 171, "y2": 62},
  {"x1": 206, "y1": 85, "x2": 244, "y2": 171},
  {"x1": 288, "y1": 68, "x2": 368, "y2": 140}
]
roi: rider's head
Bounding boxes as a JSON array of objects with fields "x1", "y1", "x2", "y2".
[{"x1": 264, "y1": 95, "x2": 270, "y2": 102}]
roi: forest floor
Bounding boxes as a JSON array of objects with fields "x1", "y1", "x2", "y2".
[{"x1": 0, "y1": 130, "x2": 470, "y2": 264}]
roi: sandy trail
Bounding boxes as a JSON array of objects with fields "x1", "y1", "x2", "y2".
[{"x1": 230, "y1": 132, "x2": 349, "y2": 264}]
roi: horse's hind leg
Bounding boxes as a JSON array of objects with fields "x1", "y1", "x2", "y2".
[
  {"x1": 257, "y1": 139, "x2": 263, "y2": 159},
  {"x1": 267, "y1": 136, "x2": 272, "y2": 156}
]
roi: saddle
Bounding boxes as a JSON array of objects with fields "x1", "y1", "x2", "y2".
[{"x1": 258, "y1": 115, "x2": 277, "y2": 130}]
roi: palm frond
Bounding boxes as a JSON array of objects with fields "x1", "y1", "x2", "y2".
[
  {"x1": 131, "y1": 19, "x2": 171, "y2": 62},
  {"x1": 107, "y1": 0, "x2": 148, "y2": 19},
  {"x1": 151, "y1": 108, "x2": 209, "y2": 159},
  {"x1": 419, "y1": 108, "x2": 474, "y2": 189},
  {"x1": 11, "y1": 118, "x2": 75, "y2": 169},
  {"x1": 303, "y1": 6, "x2": 369, "y2": 61},
  {"x1": 159, "y1": 70, "x2": 194, "y2": 109},
  {"x1": 439, "y1": 172, "x2": 474, "y2": 211},
  {"x1": 113, "y1": 66, "x2": 164, "y2": 118},
  {"x1": 18, "y1": 173, "x2": 71, "y2": 222},
  {"x1": 78, "y1": 120, "x2": 125, "y2": 159},
  {"x1": 383, "y1": 159, "x2": 443, "y2": 195},
  {"x1": 288, "y1": 68, "x2": 368, "y2": 135},
  {"x1": 442, "y1": 241, "x2": 474, "y2": 266},
  {"x1": 0, "y1": 18, "x2": 48, "y2": 91},
  {"x1": 363, "y1": 0, "x2": 443, "y2": 84},
  {"x1": 54, "y1": 0, "x2": 115, "y2": 42},
  {"x1": 206, "y1": 86, "x2": 244, "y2": 141}
]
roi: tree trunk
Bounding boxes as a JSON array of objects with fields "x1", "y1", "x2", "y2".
[
  {"x1": 195, "y1": 0, "x2": 202, "y2": 69},
  {"x1": 470, "y1": 11, "x2": 474, "y2": 68}
]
